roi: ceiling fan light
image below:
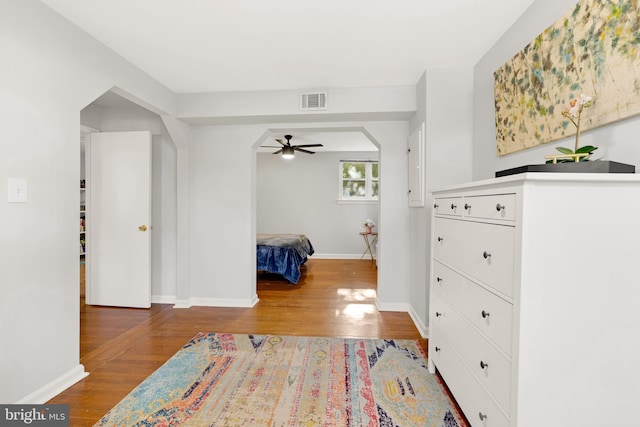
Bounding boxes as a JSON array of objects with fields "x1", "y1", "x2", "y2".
[{"x1": 282, "y1": 146, "x2": 295, "y2": 159}]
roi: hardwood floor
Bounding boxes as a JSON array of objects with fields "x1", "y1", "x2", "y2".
[{"x1": 49, "y1": 259, "x2": 428, "y2": 426}]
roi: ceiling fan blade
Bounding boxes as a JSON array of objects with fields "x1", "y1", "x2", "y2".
[
  {"x1": 261, "y1": 145, "x2": 282, "y2": 148},
  {"x1": 293, "y1": 144, "x2": 324, "y2": 148},
  {"x1": 274, "y1": 139, "x2": 287, "y2": 146},
  {"x1": 294, "y1": 147, "x2": 316, "y2": 154},
  {"x1": 272, "y1": 149, "x2": 283, "y2": 154}
]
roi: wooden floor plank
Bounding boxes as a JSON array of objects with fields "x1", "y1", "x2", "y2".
[{"x1": 49, "y1": 259, "x2": 429, "y2": 426}]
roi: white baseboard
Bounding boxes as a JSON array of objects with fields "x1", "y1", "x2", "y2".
[
  {"x1": 375, "y1": 301, "x2": 427, "y2": 339},
  {"x1": 173, "y1": 295, "x2": 259, "y2": 309},
  {"x1": 376, "y1": 300, "x2": 429, "y2": 339},
  {"x1": 151, "y1": 295, "x2": 176, "y2": 304},
  {"x1": 16, "y1": 365, "x2": 88, "y2": 404},
  {"x1": 408, "y1": 306, "x2": 429, "y2": 339},
  {"x1": 311, "y1": 253, "x2": 375, "y2": 260},
  {"x1": 173, "y1": 299, "x2": 192, "y2": 308},
  {"x1": 374, "y1": 300, "x2": 411, "y2": 312}
]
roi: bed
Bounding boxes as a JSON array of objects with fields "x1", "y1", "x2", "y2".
[{"x1": 257, "y1": 234, "x2": 315, "y2": 284}]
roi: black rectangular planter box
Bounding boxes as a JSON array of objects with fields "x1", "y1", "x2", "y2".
[{"x1": 496, "y1": 161, "x2": 636, "y2": 177}]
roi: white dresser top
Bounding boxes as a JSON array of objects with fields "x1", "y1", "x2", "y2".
[{"x1": 433, "y1": 172, "x2": 640, "y2": 193}]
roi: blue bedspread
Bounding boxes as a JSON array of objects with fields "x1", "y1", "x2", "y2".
[{"x1": 257, "y1": 234, "x2": 315, "y2": 284}]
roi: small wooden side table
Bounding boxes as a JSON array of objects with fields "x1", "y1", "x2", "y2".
[{"x1": 359, "y1": 232, "x2": 378, "y2": 262}]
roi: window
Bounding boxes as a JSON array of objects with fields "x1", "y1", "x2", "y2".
[{"x1": 339, "y1": 160, "x2": 379, "y2": 201}]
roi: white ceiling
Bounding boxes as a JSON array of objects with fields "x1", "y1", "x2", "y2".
[{"x1": 40, "y1": 0, "x2": 535, "y2": 94}]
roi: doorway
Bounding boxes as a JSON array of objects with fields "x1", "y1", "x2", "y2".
[
  {"x1": 255, "y1": 128, "x2": 381, "y2": 289},
  {"x1": 79, "y1": 91, "x2": 178, "y2": 307}
]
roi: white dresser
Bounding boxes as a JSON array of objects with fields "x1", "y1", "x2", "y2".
[{"x1": 427, "y1": 173, "x2": 640, "y2": 427}]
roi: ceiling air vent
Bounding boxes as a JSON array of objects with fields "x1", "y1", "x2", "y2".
[{"x1": 300, "y1": 91, "x2": 327, "y2": 110}]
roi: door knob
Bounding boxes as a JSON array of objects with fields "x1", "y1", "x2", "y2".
[{"x1": 138, "y1": 225, "x2": 148, "y2": 232}]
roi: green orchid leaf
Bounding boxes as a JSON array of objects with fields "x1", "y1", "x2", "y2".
[
  {"x1": 555, "y1": 146, "x2": 574, "y2": 154},
  {"x1": 575, "y1": 145, "x2": 598, "y2": 154}
]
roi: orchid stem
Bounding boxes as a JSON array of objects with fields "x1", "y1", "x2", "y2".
[{"x1": 575, "y1": 113, "x2": 581, "y2": 152}]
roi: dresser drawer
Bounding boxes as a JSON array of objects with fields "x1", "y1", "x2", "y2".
[
  {"x1": 431, "y1": 293, "x2": 512, "y2": 413},
  {"x1": 433, "y1": 217, "x2": 515, "y2": 298},
  {"x1": 430, "y1": 331, "x2": 510, "y2": 427},
  {"x1": 433, "y1": 260, "x2": 513, "y2": 356},
  {"x1": 433, "y1": 197, "x2": 463, "y2": 216},
  {"x1": 462, "y1": 194, "x2": 516, "y2": 222}
]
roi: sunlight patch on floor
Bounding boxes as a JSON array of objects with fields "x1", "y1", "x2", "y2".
[
  {"x1": 337, "y1": 288, "x2": 377, "y2": 302},
  {"x1": 335, "y1": 289, "x2": 377, "y2": 319},
  {"x1": 336, "y1": 303, "x2": 376, "y2": 320}
]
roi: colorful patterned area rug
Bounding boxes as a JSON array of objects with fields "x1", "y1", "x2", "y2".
[{"x1": 96, "y1": 333, "x2": 465, "y2": 426}]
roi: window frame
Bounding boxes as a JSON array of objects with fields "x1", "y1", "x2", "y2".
[{"x1": 338, "y1": 160, "x2": 379, "y2": 203}]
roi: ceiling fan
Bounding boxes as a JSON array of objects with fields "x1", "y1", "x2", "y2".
[{"x1": 263, "y1": 135, "x2": 323, "y2": 159}]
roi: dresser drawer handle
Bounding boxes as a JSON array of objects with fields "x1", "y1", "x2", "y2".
[
  {"x1": 437, "y1": 237, "x2": 444, "y2": 242},
  {"x1": 483, "y1": 251, "x2": 491, "y2": 259},
  {"x1": 480, "y1": 360, "x2": 489, "y2": 369},
  {"x1": 481, "y1": 310, "x2": 490, "y2": 318},
  {"x1": 450, "y1": 203, "x2": 457, "y2": 210},
  {"x1": 433, "y1": 203, "x2": 439, "y2": 209},
  {"x1": 464, "y1": 203, "x2": 471, "y2": 210},
  {"x1": 496, "y1": 203, "x2": 505, "y2": 211},
  {"x1": 436, "y1": 277, "x2": 443, "y2": 283},
  {"x1": 435, "y1": 346, "x2": 441, "y2": 352},
  {"x1": 435, "y1": 312, "x2": 442, "y2": 317},
  {"x1": 479, "y1": 412, "x2": 488, "y2": 421}
]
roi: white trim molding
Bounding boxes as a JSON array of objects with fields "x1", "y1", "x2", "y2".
[
  {"x1": 375, "y1": 301, "x2": 427, "y2": 339},
  {"x1": 173, "y1": 295, "x2": 259, "y2": 309},
  {"x1": 374, "y1": 300, "x2": 411, "y2": 312},
  {"x1": 310, "y1": 253, "x2": 372, "y2": 260},
  {"x1": 16, "y1": 365, "x2": 88, "y2": 404},
  {"x1": 408, "y1": 306, "x2": 429, "y2": 339},
  {"x1": 151, "y1": 295, "x2": 177, "y2": 304}
]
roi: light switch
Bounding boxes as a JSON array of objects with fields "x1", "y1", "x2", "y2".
[{"x1": 8, "y1": 178, "x2": 27, "y2": 203}]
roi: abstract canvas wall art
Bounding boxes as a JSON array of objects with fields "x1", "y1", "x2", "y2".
[{"x1": 494, "y1": 0, "x2": 640, "y2": 156}]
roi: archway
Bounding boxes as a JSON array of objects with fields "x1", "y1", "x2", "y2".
[{"x1": 251, "y1": 126, "x2": 382, "y2": 301}]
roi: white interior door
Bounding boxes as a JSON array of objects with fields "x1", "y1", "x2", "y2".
[{"x1": 86, "y1": 131, "x2": 152, "y2": 308}]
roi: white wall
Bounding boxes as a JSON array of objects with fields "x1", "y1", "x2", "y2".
[
  {"x1": 176, "y1": 86, "x2": 419, "y2": 310},
  {"x1": 81, "y1": 103, "x2": 178, "y2": 301},
  {"x1": 184, "y1": 121, "x2": 411, "y2": 310},
  {"x1": 187, "y1": 125, "x2": 265, "y2": 306},
  {"x1": 0, "y1": 0, "x2": 176, "y2": 403},
  {"x1": 360, "y1": 122, "x2": 412, "y2": 310},
  {"x1": 257, "y1": 150, "x2": 379, "y2": 257},
  {"x1": 177, "y1": 86, "x2": 416, "y2": 124},
  {"x1": 473, "y1": 0, "x2": 640, "y2": 180},
  {"x1": 407, "y1": 69, "x2": 474, "y2": 336}
]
